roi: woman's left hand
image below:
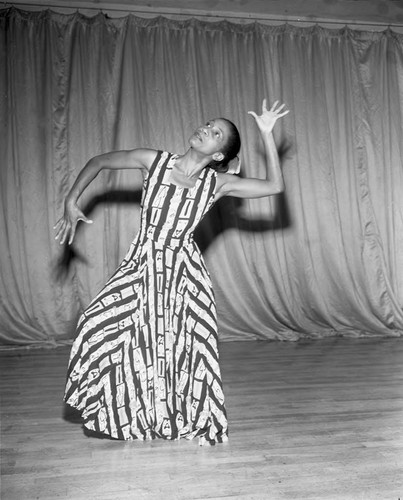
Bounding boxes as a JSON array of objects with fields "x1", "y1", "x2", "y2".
[{"x1": 248, "y1": 99, "x2": 289, "y2": 133}]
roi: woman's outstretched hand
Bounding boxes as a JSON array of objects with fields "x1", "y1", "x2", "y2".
[
  {"x1": 248, "y1": 99, "x2": 289, "y2": 134},
  {"x1": 54, "y1": 202, "x2": 93, "y2": 245}
]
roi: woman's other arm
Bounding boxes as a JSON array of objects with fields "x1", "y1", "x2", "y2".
[{"x1": 54, "y1": 148, "x2": 157, "y2": 245}]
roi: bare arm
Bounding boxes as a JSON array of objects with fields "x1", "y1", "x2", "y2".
[
  {"x1": 54, "y1": 148, "x2": 157, "y2": 245},
  {"x1": 216, "y1": 100, "x2": 289, "y2": 200}
]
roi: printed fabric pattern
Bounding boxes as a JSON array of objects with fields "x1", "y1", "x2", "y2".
[{"x1": 64, "y1": 151, "x2": 228, "y2": 443}]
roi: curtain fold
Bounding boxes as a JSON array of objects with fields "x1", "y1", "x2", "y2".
[{"x1": 1, "y1": 8, "x2": 402, "y2": 346}]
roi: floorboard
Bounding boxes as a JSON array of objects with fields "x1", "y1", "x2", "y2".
[{"x1": 1, "y1": 338, "x2": 402, "y2": 499}]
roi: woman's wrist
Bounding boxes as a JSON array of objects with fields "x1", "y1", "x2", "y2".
[
  {"x1": 65, "y1": 194, "x2": 78, "y2": 210},
  {"x1": 259, "y1": 126, "x2": 274, "y2": 136}
]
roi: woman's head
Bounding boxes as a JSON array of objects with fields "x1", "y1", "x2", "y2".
[
  {"x1": 208, "y1": 118, "x2": 241, "y2": 173},
  {"x1": 189, "y1": 118, "x2": 241, "y2": 173}
]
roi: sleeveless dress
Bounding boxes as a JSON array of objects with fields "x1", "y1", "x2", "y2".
[{"x1": 64, "y1": 151, "x2": 228, "y2": 444}]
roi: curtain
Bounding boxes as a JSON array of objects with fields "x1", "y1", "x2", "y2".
[{"x1": 1, "y1": 7, "x2": 403, "y2": 346}]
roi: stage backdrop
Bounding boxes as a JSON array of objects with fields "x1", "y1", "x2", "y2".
[{"x1": 1, "y1": 8, "x2": 403, "y2": 346}]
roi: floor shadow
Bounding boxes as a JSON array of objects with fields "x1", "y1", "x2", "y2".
[
  {"x1": 63, "y1": 402, "x2": 83, "y2": 424},
  {"x1": 82, "y1": 428, "x2": 118, "y2": 440},
  {"x1": 62, "y1": 403, "x2": 118, "y2": 440}
]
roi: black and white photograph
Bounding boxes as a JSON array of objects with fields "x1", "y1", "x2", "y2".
[{"x1": 1, "y1": 1, "x2": 403, "y2": 499}]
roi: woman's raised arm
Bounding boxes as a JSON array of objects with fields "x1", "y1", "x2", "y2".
[{"x1": 216, "y1": 100, "x2": 289, "y2": 200}]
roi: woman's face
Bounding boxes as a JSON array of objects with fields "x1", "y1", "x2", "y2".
[{"x1": 189, "y1": 118, "x2": 231, "y2": 159}]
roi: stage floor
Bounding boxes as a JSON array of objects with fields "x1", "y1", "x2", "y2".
[{"x1": 1, "y1": 337, "x2": 402, "y2": 499}]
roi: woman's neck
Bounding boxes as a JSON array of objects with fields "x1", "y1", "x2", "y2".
[
  {"x1": 176, "y1": 150, "x2": 210, "y2": 175},
  {"x1": 170, "y1": 150, "x2": 209, "y2": 188}
]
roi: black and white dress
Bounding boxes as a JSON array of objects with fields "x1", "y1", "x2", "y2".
[{"x1": 64, "y1": 151, "x2": 228, "y2": 443}]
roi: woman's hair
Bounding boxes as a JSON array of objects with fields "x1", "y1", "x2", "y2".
[{"x1": 208, "y1": 118, "x2": 241, "y2": 173}]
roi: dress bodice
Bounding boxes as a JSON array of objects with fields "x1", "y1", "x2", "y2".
[{"x1": 139, "y1": 151, "x2": 217, "y2": 247}]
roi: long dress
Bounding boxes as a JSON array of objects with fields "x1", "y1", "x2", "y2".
[{"x1": 64, "y1": 151, "x2": 228, "y2": 443}]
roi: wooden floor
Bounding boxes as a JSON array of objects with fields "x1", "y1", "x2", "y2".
[{"x1": 1, "y1": 338, "x2": 403, "y2": 500}]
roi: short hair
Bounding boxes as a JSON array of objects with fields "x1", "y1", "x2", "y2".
[{"x1": 208, "y1": 119, "x2": 241, "y2": 173}]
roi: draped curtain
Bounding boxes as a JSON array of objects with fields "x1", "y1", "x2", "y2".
[{"x1": 1, "y1": 7, "x2": 403, "y2": 346}]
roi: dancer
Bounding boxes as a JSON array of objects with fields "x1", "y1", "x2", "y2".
[{"x1": 55, "y1": 99, "x2": 289, "y2": 443}]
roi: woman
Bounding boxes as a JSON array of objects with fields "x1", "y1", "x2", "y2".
[{"x1": 55, "y1": 99, "x2": 289, "y2": 444}]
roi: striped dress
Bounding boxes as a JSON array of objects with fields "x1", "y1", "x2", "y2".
[{"x1": 64, "y1": 151, "x2": 228, "y2": 443}]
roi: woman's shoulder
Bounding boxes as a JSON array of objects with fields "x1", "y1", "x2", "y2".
[
  {"x1": 144, "y1": 150, "x2": 178, "y2": 178},
  {"x1": 126, "y1": 148, "x2": 159, "y2": 171},
  {"x1": 214, "y1": 171, "x2": 241, "y2": 200},
  {"x1": 126, "y1": 148, "x2": 177, "y2": 172}
]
